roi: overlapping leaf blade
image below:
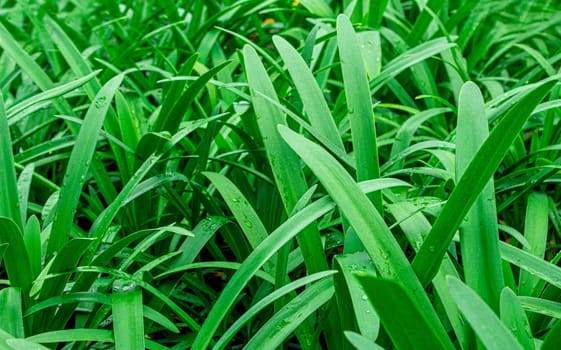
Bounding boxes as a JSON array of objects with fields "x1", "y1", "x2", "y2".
[{"x1": 413, "y1": 77, "x2": 558, "y2": 286}]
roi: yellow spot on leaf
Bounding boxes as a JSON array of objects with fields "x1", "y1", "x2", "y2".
[{"x1": 262, "y1": 18, "x2": 275, "y2": 25}]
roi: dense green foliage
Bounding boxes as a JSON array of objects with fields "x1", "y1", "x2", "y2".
[{"x1": 1, "y1": 0, "x2": 561, "y2": 349}]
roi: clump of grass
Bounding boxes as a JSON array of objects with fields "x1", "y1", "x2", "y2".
[{"x1": 1, "y1": 0, "x2": 561, "y2": 349}]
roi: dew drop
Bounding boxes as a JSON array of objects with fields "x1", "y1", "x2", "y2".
[
  {"x1": 243, "y1": 219, "x2": 253, "y2": 228},
  {"x1": 94, "y1": 96, "x2": 107, "y2": 109}
]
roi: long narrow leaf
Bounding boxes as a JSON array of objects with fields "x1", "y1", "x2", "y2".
[
  {"x1": 0, "y1": 218, "x2": 33, "y2": 293},
  {"x1": 47, "y1": 74, "x2": 123, "y2": 256},
  {"x1": 242, "y1": 44, "x2": 328, "y2": 275},
  {"x1": 370, "y1": 37, "x2": 455, "y2": 94},
  {"x1": 337, "y1": 15, "x2": 382, "y2": 211},
  {"x1": 191, "y1": 197, "x2": 336, "y2": 349},
  {"x1": 0, "y1": 96, "x2": 22, "y2": 230},
  {"x1": 0, "y1": 288, "x2": 24, "y2": 338},
  {"x1": 447, "y1": 277, "x2": 523, "y2": 350},
  {"x1": 333, "y1": 253, "x2": 379, "y2": 343},
  {"x1": 113, "y1": 280, "x2": 145, "y2": 350},
  {"x1": 245, "y1": 278, "x2": 335, "y2": 349},
  {"x1": 26, "y1": 329, "x2": 114, "y2": 344},
  {"x1": 356, "y1": 274, "x2": 454, "y2": 350},
  {"x1": 6, "y1": 71, "x2": 100, "y2": 124},
  {"x1": 204, "y1": 172, "x2": 269, "y2": 250},
  {"x1": 278, "y1": 125, "x2": 452, "y2": 346},
  {"x1": 456, "y1": 81, "x2": 504, "y2": 311},
  {"x1": 213, "y1": 271, "x2": 336, "y2": 349},
  {"x1": 272, "y1": 36, "x2": 344, "y2": 152},
  {"x1": 413, "y1": 77, "x2": 558, "y2": 285},
  {"x1": 519, "y1": 192, "x2": 549, "y2": 296},
  {"x1": 500, "y1": 242, "x2": 561, "y2": 290},
  {"x1": 500, "y1": 288, "x2": 535, "y2": 350}
]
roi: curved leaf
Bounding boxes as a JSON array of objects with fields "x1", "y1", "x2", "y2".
[{"x1": 447, "y1": 277, "x2": 523, "y2": 350}]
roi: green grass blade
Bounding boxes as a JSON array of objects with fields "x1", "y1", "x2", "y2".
[
  {"x1": 366, "y1": 0, "x2": 389, "y2": 28},
  {"x1": 114, "y1": 91, "x2": 141, "y2": 170},
  {"x1": 25, "y1": 291, "x2": 176, "y2": 335},
  {"x1": 0, "y1": 21, "x2": 54, "y2": 91},
  {"x1": 17, "y1": 164, "x2": 34, "y2": 226},
  {"x1": 456, "y1": 81, "x2": 504, "y2": 311},
  {"x1": 242, "y1": 44, "x2": 328, "y2": 274},
  {"x1": 337, "y1": 14, "x2": 382, "y2": 212},
  {"x1": 42, "y1": 15, "x2": 102, "y2": 98},
  {"x1": 406, "y1": 0, "x2": 446, "y2": 45},
  {"x1": 333, "y1": 253, "x2": 379, "y2": 344},
  {"x1": 272, "y1": 36, "x2": 344, "y2": 153},
  {"x1": 151, "y1": 55, "x2": 197, "y2": 131},
  {"x1": 213, "y1": 271, "x2": 336, "y2": 349},
  {"x1": 500, "y1": 288, "x2": 534, "y2": 350},
  {"x1": 413, "y1": 77, "x2": 558, "y2": 286},
  {"x1": 0, "y1": 327, "x2": 50, "y2": 350},
  {"x1": 204, "y1": 172, "x2": 269, "y2": 250},
  {"x1": 447, "y1": 277, "x2": 523, "y2": 350},
  {"x1": 47, "y1": 73, "x2": 123, "y2": 257},
  {"x1": 169, "y1": 216, "x2": 230, "y2": 269},
  {"x1": 23, "y1": 216, "x2": 42, "y2": 279},
  {"x1": 112, "y1": 280, "x2": 145, "y2": 350},
  {"x1": 43, "y1": 14, "x2": 142, "y2": 184},
  {"x1": 518, "y1": 296, "x2": 561, "y2": 319},
  {"x1": 51, "y1": 122, "x2": 211, "y2": 327},
  {"x1": 388, "y1": 201, "x2": 471, "y2": 348},
  {"x1": 0, "y1": 96, "x2": 23, "y2": 230},
  {"x1": 29, "y1": 287, "x2": 177, "y2": 334},
  {"x1": 156, "y1": 60, "x2": 231, "y2": 134},
  {"x1": 0, "y1": 13, "x2": 117, "y2": 205},
  {"x1": 31, "y1": 238, "x2": 93, "y2": 331},
  {"x1": 357, "y1": 30, "x2": 382, "y2": 80},
  {"x1": 84, "y1": 120, "x2": 209, "y2": 263},
  {"x1": 6, "y1": 70, "x2": 100, "y2": 123},
  {"x1": 542, "y1": 320, "x2": 561, "y2": 350},
  {"x1": 355, "y1": 274, "x2": 454, "y2": 350},
  {"x1": 0, "y1": 287, "x2": 24, "y2": 338},
  {"x1": 72, "y1": 266, "x2": 200, "y2": 333},
  {"x1": 0, "y1": 243, "x2": 6, "y2": 264},
  {"x1": 370, "y1": 38, "x2": 455, "y2": 94},
  {"x1": 500, "y1": 242, "x2": 561, "y2": 291},
  {"x1": 519, "y1": 192, "x2": 549, "y2": 296},
  {"x1": 25, "y1": 329, "x2": 114, "y2": 344},
  {"x1": 344, "y1": 331, "x2": 385, "y2": 350},
  {"x1": 278, "y1": 125, "x2": 452, "y2": 344},
  {"x1": 251, "y1": 88, "x2": 354, "y2": 168},
  {"x1": 191, "y1": 197, "x2": 336, "y2": 349},
  {"x1": 297, "y1": 0, "x2": 334, "y2": 17},
  {"x1": 4, "y1": 339, "x2": 50, "y2": 349},
  {"x1": 155, "y1": 261, "x2": 273, "y2": 283},
  {"x1": 0, "y1": 217, "x2": 33, "y2": 293},
  {"x1": 245, "y1": 278, "x2": 335, "y2": 349},
  {"x1": 389, "y1": 107, "x2": 449, "y2": 163}
]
